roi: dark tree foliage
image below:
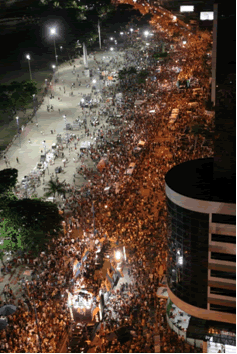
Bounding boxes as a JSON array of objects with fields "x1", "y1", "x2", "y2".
[
  {"x1": 0, "y1": 168, "x2": 18, "y2": 195},
  {"x1": 0, "y1": 81, "x2": 38, "y2": 116}
]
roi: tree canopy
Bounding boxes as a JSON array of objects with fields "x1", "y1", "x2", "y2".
[
  {"x1": 0, "y1": 169, "x2": 63, "y2": 254},
  {"x1": 0, "y1": 168, "x2": 18, "y2": 195},
  {"x1": 0, "y1": 197, "x2": 63, "y2": 254},
  {"x1": 0, "y1": 80, "x2": 38, "y2": 116}
]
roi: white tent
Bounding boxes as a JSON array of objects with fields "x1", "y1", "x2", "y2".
[{"x1": 80, "y1": 141, "x2": 91, "y2": 149}]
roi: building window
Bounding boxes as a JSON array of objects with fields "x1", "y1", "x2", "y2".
[
  {"x1": 212, "y1": 214, "x2": 236, "y2": 225},
  {"x1": 210, "y1": 304, "x2": 236, "y2": 314},
  {"x1": 211, "y1": 252, "x2": 236, "y2": 263},
  {"x1": 210, "y1": 287, "x2": 236, "y2": 298},
  {"x1": 166, "y1": 197, "x2": 209, "y2": 309},
  {"x1": 210, "y1": 269, "x2": 236, "y2": 280},
  {"x1": 211, "y1": 234, "x2": 236, "y2": 244}
]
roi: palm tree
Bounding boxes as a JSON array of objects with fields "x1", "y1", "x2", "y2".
[{"x1": 44, "y1": 179, "x2": 66, "y2": 199}]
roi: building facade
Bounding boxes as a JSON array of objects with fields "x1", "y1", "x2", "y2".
[{"x1": 165, "y1": 158, "x2": 235, "y2": 326}]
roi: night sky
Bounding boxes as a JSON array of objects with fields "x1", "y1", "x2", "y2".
[{"x1": 0, "y1": 3, "x2": 150, "y2": 81}]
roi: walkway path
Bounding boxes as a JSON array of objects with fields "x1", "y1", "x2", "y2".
[{"x1": 0, "y1": 51, "x2": 124, "y2": 200}]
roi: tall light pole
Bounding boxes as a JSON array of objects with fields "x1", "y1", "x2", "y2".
[
  {"x1": 50, "y1": 28, "x2": 59, "y2": 77},
  {"x1": 45, "y1": 79, "x2": 49, "y2": 105},
  {"x1": 26, "y1": 54, "x2": 32, "y2": 81},
  {"x1": 98, "y1": 20, "x2": 101, "y2": 50},
  {"x1": 33, "y1": 94, "x2": 38, "y2": 124},
  {"x1": 16, "y1": 116, "x2": 21, "y2": 147}
]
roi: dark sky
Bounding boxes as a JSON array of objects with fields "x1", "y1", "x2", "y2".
[{"x1": 0, "y1": 4, "x2": 150, "y2": 80}]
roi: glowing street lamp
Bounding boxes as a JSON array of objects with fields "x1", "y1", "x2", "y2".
[
  {"x1": 50, "y1": 27, "x2": 59, "y2": 76},
  {"x1": 115, "y1": 251, "x2": 122, "y2": 261},
  {"x1": 144, "y1": 30, "x2": 149, "y2": 37},
  {"x1": 110, "y1": 47, "x2": 114, "y2": 51},
  {"x1": 26, "y1": 54, "x2": 32, "y2": 81}
]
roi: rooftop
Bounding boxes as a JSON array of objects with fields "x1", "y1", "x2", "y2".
[{"x1": 165, "y1": 157, "x2": 235, "y2": 204}]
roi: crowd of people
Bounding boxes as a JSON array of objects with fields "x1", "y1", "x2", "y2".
[{"x1": 0, "y1": 3, "x2": 214, "y2": 352}]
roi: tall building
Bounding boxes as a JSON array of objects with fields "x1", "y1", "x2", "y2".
[{"x1": 165, "y1": 1, "x2": 235, "y2": 351}]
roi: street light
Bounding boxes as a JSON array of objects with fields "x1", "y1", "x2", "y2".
[
  {"x1": 50, "y1": 27, "x2": 59, "y2": 76},
  {"x1": 110, "y1": 47, "x2": 114, "y2": 51},
  {"x1": 26, "y1": 54, "x2": 32, "y2": 81},
  {"x1": 16, "y1": 116, "x2": 21, "y2": 147},
  {"x1": 144, "y1": 30, "x2": 149, "y2": 37},
  {"x1": 115, "y1": 251, "x2": 122, "y2": 261},
  {"x1": 130, "y1": 28, "x2": 133, "y2": 32}
]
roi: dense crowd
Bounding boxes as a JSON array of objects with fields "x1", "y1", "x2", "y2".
[{"x1": 0, "y1": 4, "x2": 214, "y2": 352}]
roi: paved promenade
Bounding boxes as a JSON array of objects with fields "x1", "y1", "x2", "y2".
[{"x1": 0, "y1": 50, "x2": 124, "y2": 199}]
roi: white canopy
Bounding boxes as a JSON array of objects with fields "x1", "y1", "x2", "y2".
[{"x1": 80, "y1": 141, "x2": 91, "y2": 149}]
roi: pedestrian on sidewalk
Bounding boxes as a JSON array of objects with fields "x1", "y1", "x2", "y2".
[{"x1": 16, "y1": 157, "x2": 19, "y2": 163}]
